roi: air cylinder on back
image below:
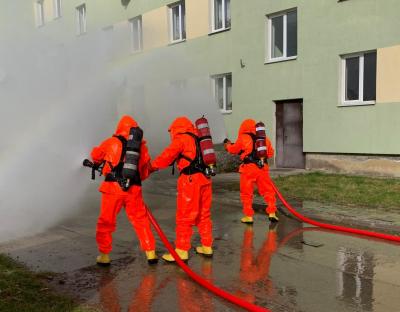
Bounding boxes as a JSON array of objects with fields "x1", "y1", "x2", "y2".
[
  {"x1": 255, "y1": 122, "x2": 267, "y2": 160},
  {"x1": 122, "y1": 127, "x2": 143, "y2": 181},
  {"x1": 195, "y1": 116, "x2": 217, "y2": 175}
]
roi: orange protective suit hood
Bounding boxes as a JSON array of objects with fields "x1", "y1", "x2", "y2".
[
  {"x1": 115, "y1": 115, "x2": 138, "y2": 139},
  {"x1": 168, "y1": 116, "x2": 196, "y2": 139},
  {"x1": 238, "y1": 119, "x2": 256, "y2": 135}
]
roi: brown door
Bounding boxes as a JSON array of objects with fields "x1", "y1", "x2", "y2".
[{"x1": 276, "y1": 100, "x2": 305, "y2": 168}]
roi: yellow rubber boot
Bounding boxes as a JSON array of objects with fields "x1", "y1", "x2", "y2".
[
  {"x1": 162, "y1": 249, "x2": 189, "y2": 263},
  {"x1": 268, "y1": 213, "x2": 279, "y2": 223},
  {"x1": 96, "y1": 253, "x2": 111, "y2": 266},
  {"x1": 241, "y1": 216, "x2": 254, "y2": 224},
  {"x1": 195, "y1": 246, "x2": 213, "y2": 257},
  {"x1": 145, "y1": 250, "x2": 158, "y2": 265}
]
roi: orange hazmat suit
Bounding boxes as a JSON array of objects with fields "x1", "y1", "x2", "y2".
[
  {"x1": 91, "y1": 116, "x2": 156, "y2": 254},
  {"x1": 225, "y1": 119, "x2": 276, "y2": 217},
  {"x1": 151, "y1": 117, "x2": 213, "y2": 251}
]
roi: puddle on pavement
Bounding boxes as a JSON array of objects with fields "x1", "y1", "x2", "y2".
[{"x1": 48, "y1": 209, "x2": 400, "y2": 312}]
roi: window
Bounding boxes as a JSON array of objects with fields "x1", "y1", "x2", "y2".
[
  {"x1": 53, "y1": 0, "x2": 62, "y2": 18},
  {"x1": 76, "y1": 4, "x2": 87, "y2": 35},
  {"x1": 169, "y1": 1, "x2": 186, "y2": 43},
  {"x1": 213, "y1": 74, "x2": 232, "y2": 113},
  {"x1": 35, "y1": 0, "x2": 45, "y2": 27},
  {"x1": 212, "y1": 0, "x2": 231, "y2": 32},
  {"x1": 267, "y1": 10, "x2": 297, "y2": 62},
  {"x1": 341, "y1": 51, "x2": 376, "y2": 105},
  {"x1": 129, "y1": 16, "x2": 142, "y2": 52}
]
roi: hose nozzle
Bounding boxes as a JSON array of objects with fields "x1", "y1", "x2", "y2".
[{"x1": 83, "y1": 159, "x2": 94, "y2": 168}]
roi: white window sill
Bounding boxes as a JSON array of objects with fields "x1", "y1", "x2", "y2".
[
  {"x1": 338, "y1": 101, "x2": 375, "y2": 107},
  {"x1": 265, "y1": 56, "x2": 297, "y2": 64},
  {"x1": 220, "y1": 110, "x2": 232, "y2": 115},
  {"x1": 209, "y1": 27, "x2": 231, "y2": 36},
  {"x1": 169, "y1": 39, "x2": 186, "y2": 46}
]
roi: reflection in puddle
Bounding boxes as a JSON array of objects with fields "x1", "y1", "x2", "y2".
[
  {"x1": 336, "y1": 247, "x2": 375, "y2": 311},
  {"x1": 52, "y1": 213, "x2": 400, "y2": 312}
]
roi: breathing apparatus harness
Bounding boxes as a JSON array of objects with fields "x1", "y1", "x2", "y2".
[
  {"x1": 104, "y1": 135, "x2": 142, "y2": 189},
  {"x1": 172, "y1": 132, "x2": 214, "y2": 178},
  {"x1": 242, "y1": 133, "x2": 265, "y2": 169},
  {"x1": 83, "y1": 127, "x2": 143, "y2": 191}
]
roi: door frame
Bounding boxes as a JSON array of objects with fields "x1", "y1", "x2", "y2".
[{"x1": 274, "y1": 99, "x2": 305, "y2": 168}]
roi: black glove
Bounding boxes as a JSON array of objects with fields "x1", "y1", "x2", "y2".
[{"x1": 223, "y1": 138, "x2": 230, "y2": 144}]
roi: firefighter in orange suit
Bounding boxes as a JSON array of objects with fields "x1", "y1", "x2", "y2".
[
  {"x1": 224, "y1": 119, "x2": 278, "y2": 223},
  {"x1": 90, "y1": 115, "x2": 157, "y2": 265},
  {"x1": 150, "y1": 117, "x2": 213, "y2": 262}
]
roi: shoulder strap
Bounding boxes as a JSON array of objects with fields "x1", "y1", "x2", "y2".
[
  {"x1": 244, "y1": 132, "x2": 257, "y2": 157},
  {"x1": 109, "y1": 135, "x2": 128, "y2": 177},
  {"x1": 175, "y1": 132, "x2": 200, "y2": 164},
  {"x1": 113, "y1": 135, "x2": 128, "y2": 164}
]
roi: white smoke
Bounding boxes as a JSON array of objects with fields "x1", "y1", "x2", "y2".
[{"x1": 0, "y1": 2, "x2": 225, "y2": 242}]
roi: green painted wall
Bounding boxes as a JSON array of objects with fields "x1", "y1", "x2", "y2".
[
  {"x1": 228, "y1": 0, "x2": 400, "y2": 155},
  {"x1": 116, "y1": 0, "x2": 400, "y2": 155},
  {"x1": 5, "y1": 0, "x2": 400, "y2": 154}
]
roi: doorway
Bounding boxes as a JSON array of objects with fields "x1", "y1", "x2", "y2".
[{"x1": 275, "y1": 100, "x2": 305, "y2": 168}]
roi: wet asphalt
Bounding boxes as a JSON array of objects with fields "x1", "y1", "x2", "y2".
[{"x1": 1, "y1": 177, "x2": 400, "y2": 312}]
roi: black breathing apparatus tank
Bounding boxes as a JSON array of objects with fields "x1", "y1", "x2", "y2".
[{"x1": 121, "y1": 127, "x2": 143, "y2": 190}]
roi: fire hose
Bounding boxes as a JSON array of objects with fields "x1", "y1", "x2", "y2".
[
  {"x1": 270, "y1": 180, "x2": 400, "y2": 243},
  {"x1": 84, "y1": 160, "x2": 398, "y2": 310},
  {"x1": 145, "y1": 206, "x2": 271, "y2": 312},
  {"x1": 145, "y1": 180, "x2": 399, "y2": 312}
]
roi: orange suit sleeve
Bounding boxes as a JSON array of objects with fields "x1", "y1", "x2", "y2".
[
  {"x1": 139, "y1": 140, "x2": 151, "y2": 181},
  {"x1": 226, "y1": 134, "x2": 254, "y2": 160},
  {"x1": 91, "y1": 137, "x2": 122, "y2": 175},
  {"x1": 151, "y1": 138, "x2": 184, "y2": 170}
]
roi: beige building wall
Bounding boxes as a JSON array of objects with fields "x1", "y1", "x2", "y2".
[
  {"x1": 377, "y1": 45, "x2": 400, "y2": 103},
  {"x1": 142, "y1": 7, "x2": 169, "y2": 50},
  {"x1": 186, "y1": 0, "x2": 210, "y2": 40}
]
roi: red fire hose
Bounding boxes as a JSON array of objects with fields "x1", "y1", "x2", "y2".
[
  {"x1": 270, "y1": 181, "x2": 400, "y2": 243},
  {"x1": 145, "y1": 179, "x2": 399, "y2": 312},
  {"x1": 146, "y1": 206, "x2": 271, "y2": 312}
]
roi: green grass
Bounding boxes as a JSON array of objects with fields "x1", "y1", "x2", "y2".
[
  {"x1": 273, "y1": 172, "x2": 400, "y2": 210},
  {"x1": 0, "y1": 254, "x2": 94, "y2": 312}
]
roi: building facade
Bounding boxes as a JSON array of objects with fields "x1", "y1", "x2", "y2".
[{"x1": 4, "y1": 0, "x2": 400, "y2": 176}]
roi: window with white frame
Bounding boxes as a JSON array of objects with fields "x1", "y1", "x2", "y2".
[
  {"x1": 53, "y1": 0, "x2": 62, "y2": 19},
  {"x1": 267, "y1": 10, "x2": 297, "y2": 62},
  {"x1": 212, "y1": 0, "x2": 231, "y2": 32},
  {"x1": 169, "y1": 1, "x2": 186, "y2": 43},
  {"x1": 342, "y1": 51, "x2": 376, "y2": 105},
  {"x1": 129, "y1": 16, "x2": 142, "y2": 52},
  {"x1": 76, "y1": 4, "x2": 87, "y2": 35},
  {"x1": 35, "y1": 0, "x2": 45, "y2": 27},
  {"x1": 213, "y1": 74, "x2": 232, "y2": 113}
]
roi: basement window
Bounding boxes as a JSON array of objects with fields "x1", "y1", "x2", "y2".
[
  {"x1": 341, "y1": 51, "x2": 376, "y2": 106},
  {"x1": 169, "y1": 1, "x2": 186, "y2": 43},
  {"x1": 211, "y1": 0, "x2": 231, "y2": 32},
  {"x1": 212, "y1": 73, "x2": 232, "y2": 114},
  {"x1": 76, "y1": 4, "x2": 87, "y2": 35},
  {"x1": 129, "y1": 16, "x2": 143, "y2": 52}
]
